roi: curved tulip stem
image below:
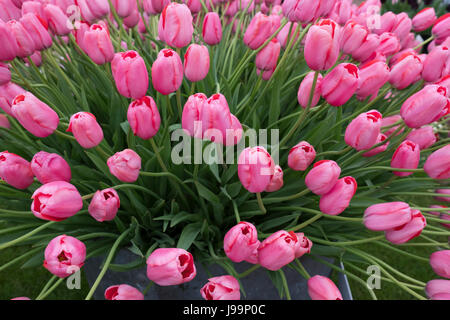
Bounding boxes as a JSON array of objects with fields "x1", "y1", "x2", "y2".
[
  {"x1": 54, "y1": 129, "x2": 76, "y2": 141},
  {"x1": 256, "y1": 192, "x2": 266, "y2": 214},
  {"x1": 294, "y1": 259, "x2": 311, "y2": 279},
  {"x1": 278, "y1": 269, "x2": 291, "y2": 300},
  {"x1": 0, "y1": 221, "x2": 57, "y2": 251},
  {"x1": 413, "y1": 35, "x2": 434, "y2": 51},
  {"x1": 349, "y1": 166, "x2": 425, "y2": 175},
  {"x1": 35, "y1": 278, "x2": 64, "y2": 300},
  {"x1": 81, "y1": 193, "x2": 94, "y2": 201},
  {"x1": 143, "y1": 281, "x2": 154, "y2": 295},
  {"x1": 238, "y1": 264, "x2": 260, "y2": 278},
  {"x1": 290, "y1": 213, "x2": 323, "y2": 232}
]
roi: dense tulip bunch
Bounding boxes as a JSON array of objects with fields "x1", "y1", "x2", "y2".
[{"x1": 0, "y1": 0, "x2": 449, "y2": 301}]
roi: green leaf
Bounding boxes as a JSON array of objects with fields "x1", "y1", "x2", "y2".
[
  {"x1": 177, "y1": 222, "x2": 202, "y2": 250},
  {"x1": 196, "y1": 182, "x2": 220, "y2": 203}
]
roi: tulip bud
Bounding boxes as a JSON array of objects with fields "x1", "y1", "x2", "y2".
[
  {"x1": 258, "y1": 230, "x2": 299, "y2": 271},
  {"x1": 127, "y1": 96, "x2": 161, "y2": 140},
  {"x1": 76, "y1": 0, "x2": 110, "y2": 23},
  {"x1": 281, "y1": 0, "x2": 319, "y2": 23},
  {"x1": 319, "y1": 176, "x2": 357, "y2": 216},
  {"x1": 184, "y1": 44, "x2": 210, "y2": 82},
  {"x1": 20, "y1": 13, "x2": 53, "y2": 51},
  {"x1": 432, "y1": 13, "x2": 450, "y2": 44},
  {"x1": 44, "y1": 235, "x2": 86, "y2": 278},
  {"x1": 146, "y1": 248, "x2": 197, "y2": 286},
  {"x1": 363, "y1": 202, "x2": 412, "y2": 231},
  {"x1": 0, "y1": 151, "x2": 34, "y2": 189},
  {"x1": 426, "y1": 279, "x2": 450, "y2": 300},
  {"x1": 276, "y1": 22, "x2": 299, "y2": 49},
  {"x1": 88, "y1": 188, "x2": 120, "y2": 222},
  {"x1": 356, "y1": 60, "x2": 390, "y2": 100},
  {"x1": 6, "y1": 20, "x2": 35, "y2": 59},
  {"x1": 390, "y1": 140, "x2": 420, "y2": 177},
  {"x1": 330, "y1": 0, "x2": 352, "y2": 25},
  {"x1": 406, "y1": 126, "x2": 437, "y2": 150},
  {"x1": 11, "y1": 92, "x2": 59, "y2": 138},
  {"x1": 340, "y1": 21, "x2": 369, "y2": 56},
  {"x1": 238, "y1": 146, "x2": 275, "y2": 193},
  {"x1": 67, "y1": 112, "x2": 104, "y2": 149},
  {"x1": 430, "y1": 250, "x2": 450, "y2": 279},
  {"x1": 0, "y1": 63, "x2": 11, "y2": 85},
  {"x1": 31, "y1": 151, "x2": 71, "y2": 184},
  {"x1": 377, "y1": 32, "x2": 401, "y2": 57},
  {"x1": 0, "y1": 19, "x2": 18, "y2": 61},
  {"x1": 111, "y1": 0, "x2": 134, "y2": 18},
  {"x1": 149, "y1": 0, "x2": 170, "y2": 14},
  {"x1": 22, "y1": 0, "x2": 44, "y2": 17},
  {"x1": 412, "y1": 7, "x2": 436, "y2": 32},
  {"x1": 83, "y1": 24, "x2": 115, "y2": 65},
  {"x1": 32, "y1": 181, "x2": 83, "y2": 221},
  {"x1": 44, "y1": 4, "x2": 71, "y2": 36},
  {"x1": 305, "y1": 160, "x2": 341, "y2": 195},
  {"x1": 435, "y1": 189, "x2": 450, "y2": 203},
  {"x1": 424, "y1": 144, "x2": 450, "y2": 180},
  {"x1": 265, "y1": 165, "x2": 283, "y2": 192},
  {"x1": 422, "y1": 45, "x2": 450, "y2": 83},
  {"x1": 345, "y1": 110, "x2": 382, "y2": 151},
  {"x1": 351, "y1": 33, "x2": 380, "y2": 62},
  {"x1": 288, "y1": 141, "x2": 316, "y2": 171},
  {"x1": 152, "y1": 49, "x2": 183, "y2": 95},
  {"x1": 256, "y1": 67, "x2": 275, "y2": 81},
  {"x1": 304, "y1": 19, "x2": 340, "y2": 71},
  {"x1": 321, "y1": 63, "x2": 359, "y2": 106},
  {"x1": 362, "y1": 133, "x2": 389, "y2": 157},
  {"x1": 308, "y1": 275, "x2": 343, "y2": 300},
  {"x1": 384, "y1": 209, "x2": 426, "y2": 244},
  {"x1": 294, "y1": 232, "x2": 312, "y2": 258},
  {"x1": 243, "y1": 12, "x2": 272, "y2": 50},
  {"x1": 107, "y1": 149, "x2": 141, "y2": 183},
  {"x1": 201, "y1": 275, "x2": 240, "y2": 300},
  {"x1": 389, "y1": 52, "x2": 423, "y2": 90},
  {"x1": 182, "y1": 93, "x2": 207, "y2": 139},
  {"x1": 202, "y1": 12, "x2": 222, "y2": 45},
  {"x1": 183, "y1": 0, "x2": 201, "y2": 14},
  {"x1": 255, "y1": 38, "x2": 280, "y2": 71},
  {"x1": 105, "y1": 284, "x2": 144, "y2": 300},
  {"x1": 0, "y1": 114, "x2": 10, "y2": 129},
  {"x1": 391, "y1": 12, "x2": 412, "y2": 43},
  {"x1": 400, "y1": 85, "x2": 449, "y2": 129},
  {"x1": 0, "y1": 82, "x2": 25, "y2": 116},
  {"x1": 224, "y1": 222, "x2": 260, "y2": 264},
  {"x1": 159, "y1": 3, "x2": 193, "y2": 48},
  {"x1": 381, "y1": 114, "x2": 404, "y2": 136},
  {"x1": 298, "y1": 72, "x2": 323, "y2": 108}
]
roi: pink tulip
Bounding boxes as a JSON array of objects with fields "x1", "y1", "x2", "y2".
[
  {"x1": 146, "y1": 248, "x2": 196, "y2": 286},
  {"x1": 430, "y1": 250, "x2": 450, "y2": 279},
  {"x1": 422, "y1": 45, "x2": 450, "y2": 83},
  {"x1": 255, "y1": 38, "x2": 280, "y2": 71},
  {"x1": 391, "y1": 12, "x2": 412, "y2": 44},
  {"x1": 183, "y1": 0, "x2": 201, "y2": 14},
  {"x1": 44, "y1": 4, "x2": 71, "y2": 36},
  {"x1": 184, "y1": 44, "x2": 210, "y2": 82},
  {"x1": 11, "y1": 92, "x2": 59, "y2": 138},
  {"x1": 340, "y1": 20, "x2": 369, "y2": 56},
  {"x1": 202, "y1": 12, "x2": 222, "y2": 45},
  {"x1": 6, "y1": 20, "x2": 35, "y2": 58},
  {"x1": 88, "y1": 188, "x2": 120, "y2": 222},
  {"x1": 412, "y1": 7, "x2": 436, "y2": 32},
  {"x1": 320, "y1": 176, "x2": 357, "y2": 216},
  {"x1": 105, "y1": 284, "x2": 144, "y2": 300},
  {"x1": 389, "y1": 52, "x2": 423, "y2": 90},
  {"x1": 256, "y1": 67, "x2": 275, "y2": 81},
  {"x1": 390, "y1": 140, "x2": 420, "y2": 177},
  {"x1": 276, "y1": 22, "x2": 299, "y2": 48},
  {"x1": 44, "y1": 235, "x2": 86, "y2": 278},
  {"x1": 288, "y1": 141, "x2": 316, "y2": 171},
  {"x1": 182, "y1": 93, "x2": 207, "y2": 139},
  {"x1": 294, "y1": 232, "x2": 312, "y2": 258},
  {"x1": 424, "y1": 144, "x2": 450, "y2": 180},
  {"x1": 362, "y1": 133, "x2": 389, "y2": 157},
  {"x1": 281, "y1": 0, "x2": 319, "y2": 23},
  {"x1": 20, "y1": 13, "x2": 53, "y2": 51},
  {"x1": 426, "y1": 279, "x2": 450, "y2": 300},
  {"x1": 363, "y1": 202, "x2": 412, "y2": 231},
  {"x1": 76, "y1": 0, "x2": 110, "y2": 23},
  {"x1": 321, "y1": 63, "x2": 359, "y2": 106},
  {"x1": 352, "y1": 33, "x2": 380, "y2": 62},
  {"x1": 330, "y1": 0, "x2": 352, "y2": 25},
  {"x1": 435, "y1": 75, "x2": 450, "y2": 95},
  {"x1": 0, "y1": 82, "x2": 25, "y2": 116},
  {"x1": 304, "y1": 19, "x2": 340, "y2": 71},
  {"x1": 159, "y1": 3, "x2": 193, "y2": 48},
  {"x1": 377, "y1": 32, "x2": 401, "y2": 57},
  {"x1": 149, "y1": 0, "x2": 170, "y2": 14},
  {"x1": 127, "y1": 96, "x2": 161, "y2": 140},
  {"x1": 238, "y1": 146, "x2": 275, "y2": 193},
  {"x1": 31, "y1": 151, "x2": 71, "y2": 184},
  {"x1": 67, "y1": 112, "x2": 104, "y2": 149},
  {"x1": 0, "y1": 151, "x2": 34, "y2": 189},
  {"x1": 385, "y1": 209, "x2": 426, "y2": 244},
  {"x1": 0, "y1": 0, "x2": 21, "y2": 21},
  {"x1": 297, "y1": 72, "x2": 323, "y2": 108},
  {"x1": 111, "y1": 0, "x2": 135, "y2": 18},
  {"x1": 356, "y1": 60, "x2": 390, "y2": 100},
  {"x1": 265, "y1": 165, "x2": 283, "y2": 192},
  {"x1": 22, "y1": 1, "x2": 44, "y2": 17},
  {"x1": 0, "y1": 63, "x2": 11, "y2": 85},
  {"x1": 107, "y1": 149, "x2": 141, "y2": 183},
  {"x1": 432, "y1": 13, "x2": 450, "y2": 44},
  {"x1": 243, "y1": 12, "x2": 272, "y2": 50},
  {"x1": 112, "y1": 51, "x2": 148, "y2": 99},
  {"x1": 381, "y1": 114, "x2": 404, "y2": 136},
  {"x1": 152, "y1": 49, "x2": 183, "y2": 95},
  {"x1": 83, "y1": 23, "x2": 115, "y2": 65},
  {"x1": 224, "y1": 221, "x2": 260, "y2": 264},
  {"x1": 123, "y1": 9, "x2": 140, "y2": 28},
  {"x1": 308, "y1": 275, "x2": 343, "y2": 300},
  {"x1": 406, "y1": 126, "x2": 437, "y2": 150},
  {"x1": 305, "y1": 160, "x2": 341, "y2": 195},
  {"x1": 201, "y1": 275, "x2": 240, "y2": 300},
  {"x1": 345, "y1": 110, "x2": 382, "y2": 151},
  {"x1": 11, "y1": 297, "x2": 31, "y2": 300},
  {"x1": 435, "y1": 189, "x2": 450, "y2": 203},
  {"x1": 400, "y1": 85, "x2": 449, "y2": 129},
  {"x1": 25, "y1": 51, "x2": 42, "y2": 67},
  {"x1": 0, "y1": 114, "x2": 10, "y2": 129},
  {"x1": 258, "y1": 230, "x2": 299, "y2": 271}
]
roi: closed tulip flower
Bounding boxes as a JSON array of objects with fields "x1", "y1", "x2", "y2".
[
  {"x1": 6, "y1": 20, "x2": 35, "y2": 58},
  {"x1": 363, "y1": 202, "x2": 412, "y2": 231},
  {"x1": 44, "y1": 235, "x2": 86, "y2": 278},
  {"x1": 422, "y1": 45, "x2": 450, "y2": 83},
  {"x1": 159, "y1": 3, "x2": 193, "y2": 48},
  {"x1": 320, "y1": 176, "x2": 357, "y2": 216},
  {"x1": 146, "y1": 248, "x2": 196, "y2": 286},
  {"x1": 340, "y1": 21, "x2": 369, "y2": 56},
  {"x1": 432, "y1": 13, "x2": 450, "y2": 44},
  {"x1": 0, "y1": 114, "x2": 10, "y2": 129},
  {"x1": 321, "y1": 63, "x2": 359, "y2": 106},
  {"x1": 308, "y1": 275, "x2": 343, "y2": 300},
  {"x1": 351, "y1": 33, "x2": 380, "y2": 62},
  {"x1": 149, "y1": 0, "x2": 170, "y2": 14},
  {"x1": 201, "y1": 276, "x2": 240, "y2": 300},
  {"x1": 243, "y1": 12, "x2": 272, "y2": 50},
  {"x1": 424, "y1": 144, "x2": 450, "y2": 180},
  {"x1": 107, "y1": 149, "x2": 141, "y2": 183},
  {"x1": 183, "y1": 0, "x2": 201, "y2": 14},
  {"x1": 111, "y1": 0, "x2": 134, "y2": 18},
  {"x1": 435, "y1": 189, "x2": 450, "y2": 203},
  {"x1": 76, "y1": 0, "x2": 110, "y2": 23},
  {"x1": 389, "y1": 52, "x2": 423, "y2": 90},
  {"x1": 20, "y1": 13, "x2": 53, "y2": 51},
  {"x1": 297, "y1": 72, "x2": 322, "y2": 108},
  {"x1": 224, "y1": 222, "x2": 260, "y2": 264},
  {"x1": 88, "y1": 188, "x2": 120, "y2": 222},
  {"x1": 356, "y1": 60, "x2": 390, "y2": 100},
  {"x1": 22, "y1": 0, "x2": 45, "y2": 17},
  {"x1": 385, "y1": 209, "x2": 426, "y2": 244},
  {"x1": 11, "y1": 92, "x2": 59, "y2": 138},
  {"x1": 152, "y1": 49, "x2": 183, "y2": 95},
  {"x1": 345, "y1": 110, "x2": 382, "y2": 151},
  {"x1": 400, "y1": 85, "x2": 449, "y2": 129},
  {"x1": 67, "y1": 112, "x2": 104, "y2": 149},
  {"x1": 288, "y1": 141, "x2": 316, "y2": 171},
  {"x1": 362, "y1": 133, "x2": 389, "y2": 157},
  {"x1": 391, "y1": 140, "x2": 420, "y2": 177},
  {"x1": 0, "y1": 0, "x2": 21, "y2": 21},
  {"x1": 0, "y1": 151, "x2": 34, "y2": 189},
  {"x1": 406, "y1": 126, "x2": 437, "y2": 150},
  {"x1": 0, "y1": 82, "x2": 25, "y2": 116},
  {"x1": 377, "y1": 32, "x2": 401, "y2": 57},
  {"x1": 112, "y1": 51, "x2": 148, "y2": 99},
  {"x1": 31, "y1": 151, "x2": 71, "y2": 184},
  {"x1": 304, "y1": 19, "x2": 340, "y2": 71},
  {"x1": 238, "y1": 146, "x2": 275, "y2": 193},
  {"x1": 305, "y1": 160, "x2": 341, "y2": 195},
  {"x1": 430, "y1": 251, "x2": 450, "y2": 279},
  {"x1": 294, "y1": 232, "x2": 312, "y2": 258},
  {"x1": 202, "y1": 12, "x2": 222, "y2": 45},
  {"x1": 426, "y1": 279, "x2": 450, "y2": 300},
  {"x1": 43, "y1": 4, "x2": 71, "y2": 36},
  {"x1": 277, "y1": 22, "x2": 299, "y2": 49},
  {"x1": 32, "y1": 181, "x2": 83, "y2": 221},
  {"x1": 105, "y1": 284, "x2": 143, "y2": 300},
  {"x1": 265, "y1": 165, "x2": 283, "y2": 192},
  {"x1": 281, "y1": 0, "x2": 319, "y2": 23},
  {"x1": 184, "y1": 44, "x2": 210, "y2": 82},
  {"x1": 412, "y1": 7, "x2": 436, "y2": 32},
  {"x1": 258, "y1": 230, "x2": 299, "y2": 271},
  {"x1": 330, "y1": 0, "x2": 352, "y2": 25},
  {"x1": 83, "y1": 24, "x2": 115, "y2": 65},
  {"x1": 182, "y1": 93, "x2": 207, "y2": 139},
  {"x1": 127, "y1": 96, "x2": 161, "y2": 140},
  {"x1": 0, "y1": 63, "x2": 11, "y2": 85},
  {"x1": 255, "y1": 38, "x2": 280, "y2": 71},
  {"x1": 391, "y1": 12, "x2": 412, "y2": 43},
  {"x1": 123, "y1": 9, "x2": 140, "y2": 28}
]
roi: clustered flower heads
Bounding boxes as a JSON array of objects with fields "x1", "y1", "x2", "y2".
[{"x1": 0, "y1": 0, "x2": 449, "y2": 301}]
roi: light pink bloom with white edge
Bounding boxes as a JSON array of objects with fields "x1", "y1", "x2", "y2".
[
  {"x1": 238, "y1": 146, "x2": 275, "y2": 193},
  {"x1": 105, "y1": 284, "x2": 144, "y2": 300},
  {"x1": 0, "y1": 151, "x2": 34, "y2": 190},
  {"x1": 44, "y1": 235, "x2": 86, "y2": 278},
  {"x1": 426, "y1": 279, "x2": 450, "y2": 300},
  {"x1": 345, "y1": 110, "x2": 382, "y2": 151},
  {"x1": 406, "y1": 126, "x2": 437, "y2": 150},
  {"x1": 202, "y1": 12, "x2": 222, "y2": 45},
  {"x1": 224, "y1": 221, "x2": 260, "y2": 264},
  {"x1": 308, "y1": 275, "x2": 343, "y2": 300},
  {"x1": 321, "y1": 63, "x2": 359, "y2": 106},
  {"x1": 159, "y1": 2, "x2": 193, "y2": 48},
  {"x1": 265, "y1": 165, "x2": 283, "y2": 192},
  {"x1": 127, "y1": 96, "x2": 161, "y2": 140},
  {"x1": 111, "y1": 51, "x2": 149, "y2": 99},
  {"x1": 67, "y1": 112, "x2": 104, "y2": 149},
  {"x1": 363, "y1": 202, "x2": 412, "y2": 231},
  {"x1": 385, "y1": 209, "x2": 426, "y2": 244},
  {"x1": 31, "y1": 151, "x2": 71, "y2": 184},
  {"x1": 107, "y1": 149, "x2": 141, "y2": 183},
  {"x1": 88, "y1": 188, "x2": 120, "y2": 222},
  {"x1": 201, "y1": 275, "x2": 240, "y2": 300},
  {"x1": 146, "y1": 248, "x2": 197, "y2": 286},
  {"x1": 305, "y1": 160, "x2": 341, "y2": 195},
  {"x1": 258, "y1": 230, "x2": 300, "y2": 271},
  {"x1": 152, "y1": 49, "x2": 183, "y2": 95},
  {"x1": 184, "y1": 44, "x2": 210, "y2": 82},
  {"x1": 297, "y1": 72, "x2": 323, "y2": 108},
  {"x1": 412, "y1": 7, "x2": 436, "y2": 32},
  {"x1": 320, "y1": 176, "x2": 357, "y2": 216},
  {"x1": 288, "y1": 141, "x2": 316, "y2": 171}
]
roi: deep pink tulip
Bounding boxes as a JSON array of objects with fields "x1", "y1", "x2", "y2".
[
  {"x1": 43, "y1": 4, "x2": 71, "y2": 36},
  {"x1": 305, "y1": 160, "x2": 341, "y2": 195},
  {"x1": 352, "y1": 33, "x2": 380, "y2": 62},
  {"x1": 31, "y1": 151, "x2": 71, "y2": 184},
  {"x1": 238, "y1": 146, "x2": 275, "y2": 193},
  {"x1": 265, "y1": 165, "x2": 283, "y2": 192},
  {"x1": 22, "y1": 1, "x2": 45, "y2": 17},
  {"x1": 308, "y1": 275, "x2": 343, "y2": 300},
  {"x1": 152, "y1": 49, "x2": 183, "y2": 95},
  {"x1": 127, "y1": 96, "x2": 161, "y2": 140},
  {"x1": 0, "y1": 0, "x2": 21, "y2": 21},
  {"x1": 184, "y1": 44, "x2": 210, "y2": 82},
  {"x1": 123, "y1": 9, "x2": 140, "y2": 28},
  {"x1": 345, "y1": 110, "x2": 382, "y2": 151},
  {"x1": 105, "y1": 284, "x2": 144, "y2": 300},
  {"x1": 412, "y1": 7, "x2": 436, "y2": 32},
  {"x1": 0, "y1": 82, "x2": 25, "y2": 116},
  {"x1": 288, "y1": 141, "x2": 316, "y2": 171},
  {"x1": 426, "y1": 279, "x2": 450, "y2": 300},
  {"x1": 20, "y1": 13, "x2": 53, "y2": 51},
  {"x1": 243, "y1": 12, "x2": 272, "y2": 50},
  {"x1": 112, "y1": 51, "x2": 149, "y2": 99},
  {"x1": 146, "y1": 248, "x2": 196, "y2": 286},
  {"x1": 304, "y1": 19, "x2": 340, "y2": 71},
  {"x1": 83, "y1": 24, "x2": 115, "y2": 65},
  {"x1": 25, "y1": 51, "x2": 42, "y2": 67},
  {"x1": 182, "y1": 93, "x2": 207, "y2": 139},
  {"x1": 107, "y1": 149, "x2": 141, "y2": 183},
  {"x1": 340, "y1": 20, "x2": 369, "y2": 56},
  {"x1": 430, "y1": 251, "x2": 450, "y2": 279},
  {"x1": 297, "y1": 72, "x2": 322, "y2": 108},
  {"x1": 44, "y1": 235, "x2": 86, "y2": 278},
  {"x1": 32, "y1": 181, "x2": 83, "y2": 221},
  {"x1": 111, "y1": 0, "x2": 135, "y2": 18},
  {"x1": 391, "y1": 140, "x2": 420, "y2": 177},
  {"x1": 255, "y1": 38, "x2": 280, "y2": 71},
  {"x1": 202, "y1": 12, "x2": 222, "y2": 45},
  {"x1": 224, "y1": 222, "x2": 260, "y2": 264},
  {"x1": 0, "y1": 63, "x2": 11, "y2": 85},
  {"x1": 258, "y1": 230, "x2": 299, "y2": 271},
  {"x1": 356, "y1": 60, "x2": 390, "y2": 100},
  {"x1": 67, "y1": 112, "x2": 104, "y2": 149},
  {"x1": 435, "y1": 75, "x2": 450, "y2": 96},
  {"x1": 76, "y1": 0, "x2": 110, "y2": 23},
  {"x1": 88, "y1": 188, "x2": 120, "y2": 222},
  {"x1": 406, "y1": 126, "x2": 437, "y2": 150},
  {"x1": 400, "y1": 85, "x2": 449, "y2": 128},
  {"x1": 362, "y1": 134, "x2": 389, "y2": 157},
  {"x1": 159, "y1": 3, "x2": 193, "y2": 48},
  {"x1": 422, "y1": 45, "x2": 450, "y2": 83},
  {"x1": 389, "y1": 52, "x2": 423, "y2": 90},
  {"x1": 0, "y1": 114, "x2": 10, "y2": 129},
  {"x1": 281, "y1": 0, "x2": 319, "y2": 23},
  {"x1": 385, "y1": 209, "x2": 426, "y2": 244},
  {"x1": 377, "y1": 32, "x2": 401, "y2": 57},
  {"x1": 201, "y1": 276, "x2": 240, "y2": 301},
  {"x1": 435, "y1": 189, "x2": 450, "y2": 203},
  {"x1": 363, "y1": 202, "x2": 412, "y2": 231},
  {"x1": 321, "y1": 63, "x2": 359, "y2": 106},
  {"x1": 432, "y1": 13, "x2": 450, "y2": 44},
  {"x1": 6, "y1": 20, "x2": 35, "y2": 58},
  {"x1": 319, "y1": 176, "x2": 357, "y2": 216},
  {"x1": 424, "y1": 144, "x2": 450, "y2": 180},
  {"x1": 0, "y1": 151, "x2": 34, "y2": 189},
  {"x1": 11, "y1": 92, "x2": 59, "y2": 138}
]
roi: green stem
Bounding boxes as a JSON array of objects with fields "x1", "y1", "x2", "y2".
[
  {"x1": 256, "y1": 192, "x2": 266, "y2": 214},
  {"x1": 238, "y1": 264, "x2": 260, "y2": 278},
  {"x1": 0, "y1": 221, "x2": 57, "y2": 250},
  {"x1": 278, "y1": 269, "x2": 291, "y2": 300}
]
